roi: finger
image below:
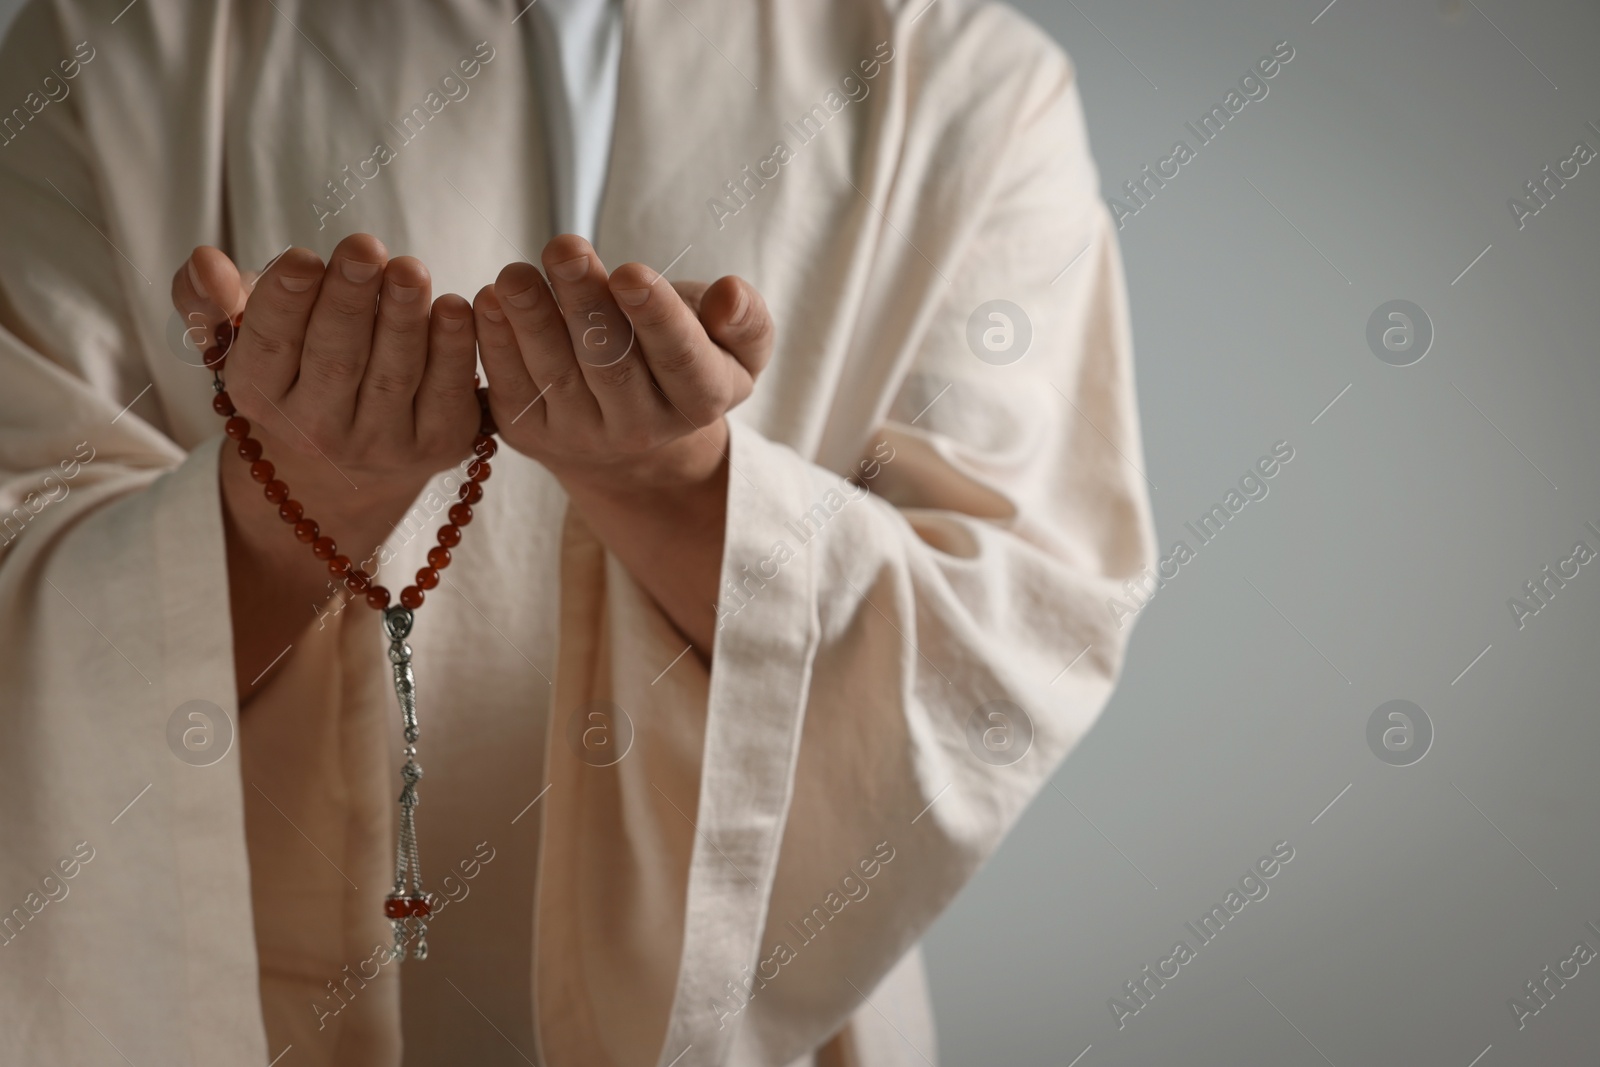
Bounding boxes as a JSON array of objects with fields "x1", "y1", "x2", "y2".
[
  {"x1": 490, "y1": 261, "x2": 599, "y2": 424},
  {"x1": 354, "y1": 256, "x2": 432, "y2": 441},
  {"x1": 699, "y1": 275, "x2": 774, "y2": 380},
  {"x1": 538, "y1": 235, "x2": 661, "y2": 420},
  {"x1": 235, "y1": 247, "x2": 327, "y2": 401},
  {"x1": 473, "y1": 285, "x2": 551, "y2": 432},
  {"x1": 606, "y1": 262, "x2": 737, "y2": 425},
  {"x1": 292, "y1": 233, "x2": 389, "y2": 429},
  {"x1": 171, "y1": 247, "x2": 246, "y2": 364},
  {"x1": 414, "y1": 293, "x2": 480, "y2": 451}
]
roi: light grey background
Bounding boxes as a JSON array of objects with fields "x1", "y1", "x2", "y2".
[
  {"x1": 4, "y1": 1, "x2": 1595, "y2": 1065},
  {"x1": 921, "y1": 2, "x2": 1600, "y2": 1066}
]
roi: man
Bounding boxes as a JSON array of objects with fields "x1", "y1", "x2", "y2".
[{"x1": 0, "y1": 0, "x2": 1153, "y2": 1063}]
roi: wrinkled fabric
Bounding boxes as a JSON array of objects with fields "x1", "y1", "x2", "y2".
[{"x1": 0, "y1": 1, "x2": 1154, "y2": 1065}]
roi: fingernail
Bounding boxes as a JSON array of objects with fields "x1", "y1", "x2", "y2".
[
  {"x1": 614, "y1": 287, "x2": 650, "y2": 307},
  {"x1": 187, "y1": 259, "x2": 209, "y2": 301},
  {"x1": 280, "y1": 273, "x2": 316, "y2": 293},
  {"x1": 504, "y1": 286, "x2": 537, "y2": 309},
  {"x1": 728, "y1": 286, "x2": 750, "y2": 325},
  {"x1": 387, "y1": 281, "x2": 422, "y2": 303},
  {"x1": 341, "y1": 258, "x2": 381, "y2": 283},
  {"x1": 551, "y1": 255, "x2": 588, "y2": 282},
  {"x1": 481, "y1": 299, "x2": 506, "y2": 323},
  {"x1": 440, "y1": 314, "x2": 467, "y2": 332}
]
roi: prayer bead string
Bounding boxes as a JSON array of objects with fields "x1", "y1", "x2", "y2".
[{"x1": 205, "y1": 313, "x2": 497, "y2": 958}]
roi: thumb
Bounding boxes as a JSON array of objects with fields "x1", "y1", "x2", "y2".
[{"x1": 171, "y1": 246, "x2": 249, "y2": 361}]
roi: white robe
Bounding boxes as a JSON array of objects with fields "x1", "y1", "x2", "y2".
[{"x1": 0, "y1": 0, "x2": 1154, "y2": 1064}]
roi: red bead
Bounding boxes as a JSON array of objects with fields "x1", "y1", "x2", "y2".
[
  {"x1": 203, "y1": 345, "x2": 226, "y2": 370},
  {"x1": 224, "y1": 416, "x2": 250, "y2": 441},
  {"x1": 467, "y1": 460, "x2": 491, "y2": 483},
  {"x1": 294, "y1": 520, "x2": 319, "y2": 543},
  {"x1": 383, "y1": 897, "x2": 412, "y2": 920},
  {"x1": 436, "y1": 525, "x2": 461, "y2": 548},
  {"x1": 366, "y1": 585, "x2": 391, "y2": 610},
  {"x1": 279, "y1": 500, "x2": 304, "y2": 523},
  {"x1": 399, "y1": 586, "x2": 424, "y2": 610},
  {"x1": 427, "y1": 546, "x2": 451, "y2": 570},
  {"x1": 415, "y1": 567, "x2": 439, "y2": 590},
  {"x1": 345, "y1": 570, "x2": 372, "y2": 594},
  {"x1": 311, "y1": 536, "x2": 337, "y2": 560},
  {"x1": 232, "y1": 312, "x2": 244, "y2": 328},
  {"x1": 237, "y1": 438, "x2": 263, "y2": 462},
  {"x1": 448, "y1": 503, "x2": 473, "y2": 527},
  {"x1": 458, "y1": 480, "x2": 483, "y2": 505},
  {"x1": 215, "y1": 320, "x2": 234, "y2": 349},
  {"x1": 328, "y1": 554, "x2": 351, "y2": 577},
  {"x1": 211, "y1": 391, "x2": 235, "y2": 417},
  {"x1": 410, "y1": 896, "x2": 432, "y2": 917},
  {"x1": 263, "y1": 480, "x2": 289, "y2": 505},
  {"x1": 249, "y1": 460, "x2": 275, "y2": 484},
  {"x1": 473, "y1": 436, "x2": 497, "y2": 461}
]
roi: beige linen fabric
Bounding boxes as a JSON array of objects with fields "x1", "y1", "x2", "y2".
[{"x1": 0, "y1": 0, "x2": 1154, "y2": 1064}]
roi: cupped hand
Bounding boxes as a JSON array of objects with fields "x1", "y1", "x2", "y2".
[
  {"x1": 172, "y1": 234, "x2": 482, "y2": 502},
  {"x1": 470, "y1": 234, "x2": 774, "y2": 494}
]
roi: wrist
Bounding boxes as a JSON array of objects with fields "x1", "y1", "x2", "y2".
[
  {"x1": 550, "y1": 421, "x2": 730, "y2": 505},
  {"x1": 218, "y1": 435, "x2": 424, "y2": 567}
]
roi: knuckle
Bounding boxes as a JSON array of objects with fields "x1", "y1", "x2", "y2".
[
  {"x1": 544, "y1": 367, "x2": 585, "y2": 394},
  {"x1": 589, "y1": 358, "x2": 638, "y2": 391},
  {"x1": 301, "y1": 350, "x2": 363, "y2": 388},
  {"x1": 527, "y1": 299, "x2": 567, "y2": 336},
  {"x1": 248, "y1": 332, "x2": 299, "y2": 366},
  {"x1": 737, "y1": 306, "x2": 776, "y2": 349},
  {"x1": 380, "y1": 306, "x2": 430, "y2": 340},
  {"x1": 365, "y1": 367, "x2": 421, "y2": 398},
  {"x1": 427, "y1": 376, "x2": 474, "y2": 406},
  {"x1": 319, "y1": 286, "x2": 377, "y2": 321},
  {"x1": 650, "y1": 336, "x2": 702, "y2": 377}
]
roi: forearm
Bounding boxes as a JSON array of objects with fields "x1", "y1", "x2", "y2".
[{"x1": 556, "y1": 428, "x2": 730, "y2": 657}]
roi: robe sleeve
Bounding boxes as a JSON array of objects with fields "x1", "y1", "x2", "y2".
[
  {"x1": 534, "y1": 16, "x2": 1156, "y2": 1067},
  {"x1": 0, "y1": 4, "x2": 266, "y2": 1063}
]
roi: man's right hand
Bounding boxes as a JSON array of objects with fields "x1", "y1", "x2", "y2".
[{"x1": 170, "y1": 234, "x2": 482, "y2": 697}]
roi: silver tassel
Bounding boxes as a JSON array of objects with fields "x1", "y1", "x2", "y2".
[{"x1": 384, "y1": 606, "x2": 430, "y2": 960}]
